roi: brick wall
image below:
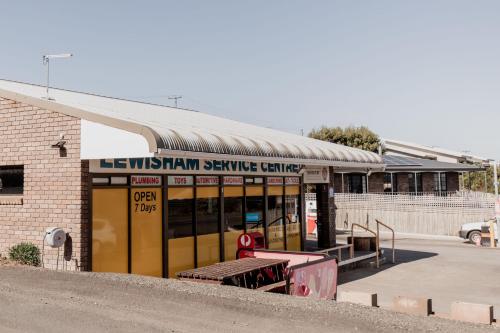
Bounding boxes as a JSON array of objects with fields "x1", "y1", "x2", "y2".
[
  {"x1": 396, "y1": 173, "x2": 410, "y2": 192},
  {"x1": 0, "y1": 97, "x2": 88, "y2": 270},
  {"x1": 367, "y1": 173, "x2": 384, "y2": 193},
  {"x1": 422, "y1": 173, "x2": 435, "y2": 192}
]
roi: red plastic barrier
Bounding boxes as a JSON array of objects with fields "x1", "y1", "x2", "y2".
[
  {"x1": 307, "y1": 217, "x2": 317, "y2": 235},
  {"x1": 288, "y1": 257, "x2": 338, "y2": 300}
]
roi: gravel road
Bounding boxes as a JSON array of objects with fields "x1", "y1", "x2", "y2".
[{"x1": 0, "y1": 266, "x2": 496, "y2": 333}]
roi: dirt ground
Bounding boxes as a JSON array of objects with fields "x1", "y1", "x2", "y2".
[
  {"x1": 338, "y1": 234, "x2": 500, "y2": 319},
  {"x1": 0, "y1": 266, "x2": 497, "y2": 333}
]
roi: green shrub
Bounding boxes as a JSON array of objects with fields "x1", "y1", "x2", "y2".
[{"x1": 9, "y1": 242, "x2": 41, "y2": 266}]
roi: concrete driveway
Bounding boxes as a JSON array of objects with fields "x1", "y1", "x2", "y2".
[{"x1": 337, "y1": 234, "x2": 500, "y2": 318}]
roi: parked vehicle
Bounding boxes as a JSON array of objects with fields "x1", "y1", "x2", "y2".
[{"x1": 459, "y1": 220, "x2": 497, "y2": 243}]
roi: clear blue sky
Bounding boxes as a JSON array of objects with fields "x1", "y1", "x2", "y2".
[{"x1": 2, "y1": 1, "x2": 500, "y2": 159}]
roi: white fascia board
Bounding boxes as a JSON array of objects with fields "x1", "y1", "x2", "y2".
[
  {"x1": 0, "y1": 88, "x2": 162, "y2": 154},
  {"x1": 81, "y1": 120, "x2": 153, "y2": 159}
]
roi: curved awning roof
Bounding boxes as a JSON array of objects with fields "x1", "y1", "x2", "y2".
[{"x1": 0, "y1": 79, "x2": 383, "y2": 170}]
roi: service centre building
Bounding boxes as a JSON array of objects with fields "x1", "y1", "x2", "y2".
[{"x1": 0, "y1": 80, "x2": 383, "y2": 277}]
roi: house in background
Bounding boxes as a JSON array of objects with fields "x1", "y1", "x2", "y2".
[
  {"x1": 381, "y1": 138, "x2": 490, "y2": 165},
  {"x1": 329, "y1": 140, "x2": 492, "y2": 237},
  {"x1": 333, "y1": 155, "x2": 485, "y2": 195}
]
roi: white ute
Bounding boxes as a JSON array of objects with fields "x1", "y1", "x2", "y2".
[{"x1": 459, "y1": 221, "x2": 497, "y2": 243}]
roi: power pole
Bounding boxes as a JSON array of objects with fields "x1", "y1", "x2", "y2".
[{"x1": 168, "y1": 95, "x2": 182, "y2": 108}]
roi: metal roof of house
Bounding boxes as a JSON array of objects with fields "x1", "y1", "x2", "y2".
[
  {"x1": 382, "y1": 138, "x2": 490, "y2": 164},
  {"x1": 0, "y1": 79, "x2": 383, "y2": 169},
  {"x1": 383, "y1": 155, "x2": 485, "y2": 172}
]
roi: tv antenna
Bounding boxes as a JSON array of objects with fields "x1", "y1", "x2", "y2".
[{"x1": 168, "y1": 95, "x2": 182, "y2": 108}]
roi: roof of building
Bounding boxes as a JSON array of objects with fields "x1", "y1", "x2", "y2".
[
  {"x1": 382, "y1": 138, "x2": 490, "y2": 164},
  {"x1": 0, "y1": 79, "x2": 383, "y2": 169},
  {"x1": 383, "y1": 155, "x2": 486, "y2": 172}
]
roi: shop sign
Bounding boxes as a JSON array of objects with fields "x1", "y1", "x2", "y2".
[
  {"x1": 196, "y1": 176, "x2": 219, "y2": 185},
  {"x1": 90, "y1": 157, "x2": 301, "y2": 176},
  {"x1": 168, "y1": 175, "x2": 194, "y2": 186},
  {"x1": 285, "y1": 177, "x2": 300, "y2": 185},
  {"x1": 245, "y1": 177, "x2": 264, "y2": 184},
  {"x1": 92, "y1": 177, "x2": 109, "y2": 185},
  {"x1": 223, "y1": 176, "x2": 244, "y2": 185},
  {"x1": 132, "y1": 189, "x2": 159, "y2": 213},
  {"x1": 303, "y1": 167, "x2": 329, "y2": 184},
  {"x1": 111, "y1": 176, "x2": 128, "y2": 185},
  {"x1": 131, "y1": 175, "x2": 162, "y2": 186},
  {"x1": 267, "y1": 177, "x2": 284, "y2": 185},
  {"x1": 246, "y1": 212, "x2": 261, "y2": 222},
  {"x1": 238, "y1": 234, "x2": 254, "y2": 249}
]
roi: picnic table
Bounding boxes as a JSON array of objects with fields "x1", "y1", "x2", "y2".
[{"x1": 176, "y1": 257, "x2": 289, "y2": 289}]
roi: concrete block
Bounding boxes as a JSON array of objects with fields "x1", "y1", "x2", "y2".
[
  {"x1": 337, "y1": 291, "x2": 378, "y2": 307},
  {"x1": 450, "y1": 302, "x2": 493, "y2": 325},
  {"x1": 392, "y1": 296, "x2": 432, "y2": 316}
]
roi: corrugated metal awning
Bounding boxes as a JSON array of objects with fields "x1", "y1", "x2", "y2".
[{"x1": 0, "y1": 79, "x2": 383, "y2": 170}]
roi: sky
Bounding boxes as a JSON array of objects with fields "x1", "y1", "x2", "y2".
[{"x1": 1, "y1": 1, "x2": 500, "y2": 159}]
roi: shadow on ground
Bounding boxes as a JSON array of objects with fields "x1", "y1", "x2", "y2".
[
  {"x1": 337, "y1": 247, "x2": 438, "y2": 285},
  {"x1": 305, "y1": 233, "x2": 439, "y2": 285}
]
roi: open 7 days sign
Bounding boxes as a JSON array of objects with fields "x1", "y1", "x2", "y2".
[{"x1": 90, "y1": 157, "x2": 302, "y2": 176}]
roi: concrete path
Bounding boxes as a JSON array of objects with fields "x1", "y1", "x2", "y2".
[{"x1": 338, "y1": 236, "x2": 500, "y2": 318}]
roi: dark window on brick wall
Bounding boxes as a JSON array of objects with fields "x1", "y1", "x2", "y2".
[
  {"x1": 0, "y1": 166, "x2": 24, "y2": 195},
  {"x1": 433, "y1": 173, "x2": 447, "y2": 193},
  {"x1": 408, "y1": 173, "x2": 422, "y2": 194},
  {"x1": 347, "y1": 174, "x2": 366, "y2": 193},
  {"x1": 383, "y1": 173, "x2": 398, "y2": 193}
]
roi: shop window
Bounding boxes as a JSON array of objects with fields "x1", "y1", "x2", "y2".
[
  {"x1": 92, "y1": 188, "x2": 128, "y2": 273},
  {"x1": 224, "y1": 188, "x2": 244, "y2": 233},
  {"x1": 196, "y1": 186, "x2": 220, "y2": 267},
  {"x1": 223, "y1": 186, "x2": 244, "y2": 261},
  {"x1": 196, "y1": 187, "x2": 219, "y2": 235},
  {"x1": 285, "y1": 186, "x2": 301, "y2": 251},
  {"x1": 245, "y1": 186, "x2": 264, "y2": 235},
  {"x1": 168, "y1": 188, "x2": 194, "y2": 238},
  {"x1": 0, "y1": 166, "x2": 24, "y2": 195},
  {"x1": 267, "y1": 185, "x2": 284, "y2": 250},
  {"x1": 167, "y1": 187, "x2": 195, "y2": 277},
  {"x1": 131, "y1": 187, "x2": 162, "y2": 277}
]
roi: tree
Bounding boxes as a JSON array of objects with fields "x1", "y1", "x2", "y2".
[
  {"x1": 462, "y1": 165, "x2": 499, "y2": 194},
  {"x1": 308, "y1": 126, "x2": 381, "y2": 153}
]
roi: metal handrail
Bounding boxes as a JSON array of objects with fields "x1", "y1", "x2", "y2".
[
  {"x1": 375, "y1": 219, "x2": 395, "y2": 264},
  {"x1": 316, "y1": 244, "x2": 353, "y2": 261},
  {"x1": 351, "y1": 223, "x2": 379, "y2": 268}
]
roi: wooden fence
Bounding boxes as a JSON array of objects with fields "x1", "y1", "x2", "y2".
[{"x1": 317, "y1": 192, "x2": 494, "y2": 236}]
